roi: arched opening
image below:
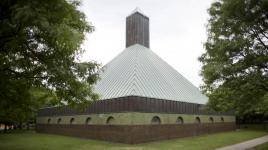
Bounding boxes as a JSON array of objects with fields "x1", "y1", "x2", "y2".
[
  {"x1": 209, "y1": 117, "x2": 214, "y2": 123},
  {"x1": 57, "y1": 118, "x2": 62, "y2": 124},
  {"x1": 195, "y1": 117, "x2": 201, "y2": 124},
  {"x1": 47, "y1": 118, "x2": 51, "y2": 124},
  {"x1": 70, "y1": 118, "x2": 75, "y2": 125},
  {"x1": 176, "y1": 116, "x2": 184, "y2": 124},
  {"x1": 221, "y1": 117, "x2": 224, "y2": 122},
  {"x1": 151, "y1": 116, "x2": 161, "y2": 125},
  {"x1": 106, "y1": 116, "x2": 115, "y2": 125},
  {"x1": 85, "y1": 117, "x2": 92, "y2": 125}
]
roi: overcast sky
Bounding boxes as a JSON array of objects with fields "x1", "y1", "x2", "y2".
[{"x1": 80, "y1": 0, "x2": 214, "y2": 87}]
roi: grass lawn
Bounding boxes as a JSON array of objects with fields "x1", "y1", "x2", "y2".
[
  {"x1": 0, "y1": 129, "x2": 267, "y2": 150},
  {"x1": 254, "y1": 142, "x2": 268, "y2": 150}
]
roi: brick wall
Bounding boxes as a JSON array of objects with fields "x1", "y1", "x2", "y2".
[{"x1": 36, "y1": 122, "x2": 236, "y2": 144}]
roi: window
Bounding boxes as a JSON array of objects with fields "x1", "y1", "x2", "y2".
[
  {"x1": 70, "y1": 118, "x2": 75, "y2": 125},
  {"x1": 209, "y1": 117, "x2": 214, "y2": 123},
  {"x1": 151, "y1": 116, "x2": 161, "y2": 125},
  {"x1": 106, "y1": 116, "x2": 115, "y2": 125},
  {"x1": 176, "y1": 116, "x2": 184, "y2": 124},
  {"x1": 221, "y1": 117, "x2": 224, "y2": 122},
  {"x1": 57, "y1": 118, "x2": 62, "y2": 124},
  {"x1": 195, "y1": 117, "x2": 201, "y2": 124},
  {"x1": 85, "y1": 117, "x2": 92, "y2": 125},
  {"x1": 47, "y1": 118, "x2": 51, "y2": 124}
]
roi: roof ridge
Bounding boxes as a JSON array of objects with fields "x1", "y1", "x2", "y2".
[{"x1": 131, "y1": 45, "x2": 139, "y2": 96}]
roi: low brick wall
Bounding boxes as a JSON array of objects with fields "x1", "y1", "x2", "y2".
[{"x1": 36, "y1": 123, "x2": 236, "y2": 144}]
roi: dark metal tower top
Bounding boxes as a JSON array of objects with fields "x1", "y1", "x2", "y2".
[{"x1": 126, "y1": 8, "x2": 150, "y2": 48}]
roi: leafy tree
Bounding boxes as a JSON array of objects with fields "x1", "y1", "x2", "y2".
[
  {"x1": 0, "y1": 0, "x2": 100, "y2": 129},
  {"x1": 200, "y1": 0, "x2": 268, "y2": 117}
]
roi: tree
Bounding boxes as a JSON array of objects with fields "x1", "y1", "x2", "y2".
[
  {"x1": 0, "y1": 0, "x2": 100, "y2": 128},
  {"x1": 199, "y1": 0, "x2": 268, "y2": 117}
]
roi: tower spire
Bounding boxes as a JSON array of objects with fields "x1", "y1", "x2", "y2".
[{"x1": 126, "y1": 8, "x2": 150, "y2": 48}]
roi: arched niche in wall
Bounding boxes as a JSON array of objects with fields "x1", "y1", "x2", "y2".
[
  {"x1": 106, "y1": 116, "x2": 115, "y2": 125},
  {"x1": 57, "y1": 118, "x2": 62, "y2": 124},
  {"x1": 209, "y1": 117, "x2": 214, "y2": 123},
  {"x1": 70, "y1": 118, "x2": 75, "y2": 125},
  {"x1": 195, "y1": 117, "x2": 201, "y2": 124},
  {"x1": 85, "y1": 117, "x2": 92, "y2": 125},
  {"x1": 221, "y1": 117, "x2": 224, "y2": 123},
  {"x1": 176, "y1": 116, "x2": 184, "y2": 124},
  {"x1": 47, "y1": 118, "x2": 51, "y2": 124},
  {"x1": 151, "y1": 116, "x2": 161, "y2": 125}
]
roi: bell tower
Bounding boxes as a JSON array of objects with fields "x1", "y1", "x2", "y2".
[{"x1": 126, "y1": 8, "x2": 150, "y2": 48}]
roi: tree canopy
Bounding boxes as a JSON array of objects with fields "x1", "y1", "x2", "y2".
[
  {"x1": 0, "y1": 0, "x2": 100, "y2": 126},
  {"x1": 200, "y1": 0, "x2": 268, "y2": 117}
]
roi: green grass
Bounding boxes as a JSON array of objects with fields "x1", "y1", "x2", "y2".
[
  {"x1": 254, "y1": 142, "x2": 268, "y2": 150},
  {"x1": 239, "y1": 124, "x2": 268, "y2": 131},
  {"x1": 0, "y1": 129, "x2": 267, "y2": 150}
]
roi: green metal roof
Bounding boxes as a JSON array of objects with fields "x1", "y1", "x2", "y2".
[{"x1": 94, "y1": 44, "x2": 208, "y2": 104}]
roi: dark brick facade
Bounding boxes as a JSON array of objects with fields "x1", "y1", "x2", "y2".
[
  {"x1": 37, "y1": 96, "x2": 235, "y2": 143},
  {"x1": 38, "y1": 96, "x2": 233, "y2": 117},
  {"x1": 36, "y1": 123, "x2": 236, "y2": 144}
]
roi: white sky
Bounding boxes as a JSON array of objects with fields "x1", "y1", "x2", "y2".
[{"x1": 80, "y1": 0, "x2": 214, "y2": 87}]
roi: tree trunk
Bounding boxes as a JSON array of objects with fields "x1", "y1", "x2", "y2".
[
  {"x1": 18, "y1": 122, "x2": 22, "y2": 130},
  {"x1": 4, "y1": 123, "x2": 7, "y2": 133},
  {"x1": 26, "y1": 123, "x2": 30, "y2": 130}
]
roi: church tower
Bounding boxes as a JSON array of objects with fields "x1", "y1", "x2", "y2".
[{"x1": 126, "y1": 8, "x2": 150, "y2": 48}]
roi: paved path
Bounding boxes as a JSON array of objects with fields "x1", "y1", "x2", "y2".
[{"x1": 216, "y1": 135, "x2": 268, "y2": 150}]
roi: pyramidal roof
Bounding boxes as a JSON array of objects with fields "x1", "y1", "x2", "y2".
[
  {"x1": 128, "y1": 7, "x2": 146, "y2": 17},
  {"x1": 94, "y1": 44, "x2": 208, "y2": 104},
  {"x1": 93, "y1": 9, "x2": 207, "y2": 104}
]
